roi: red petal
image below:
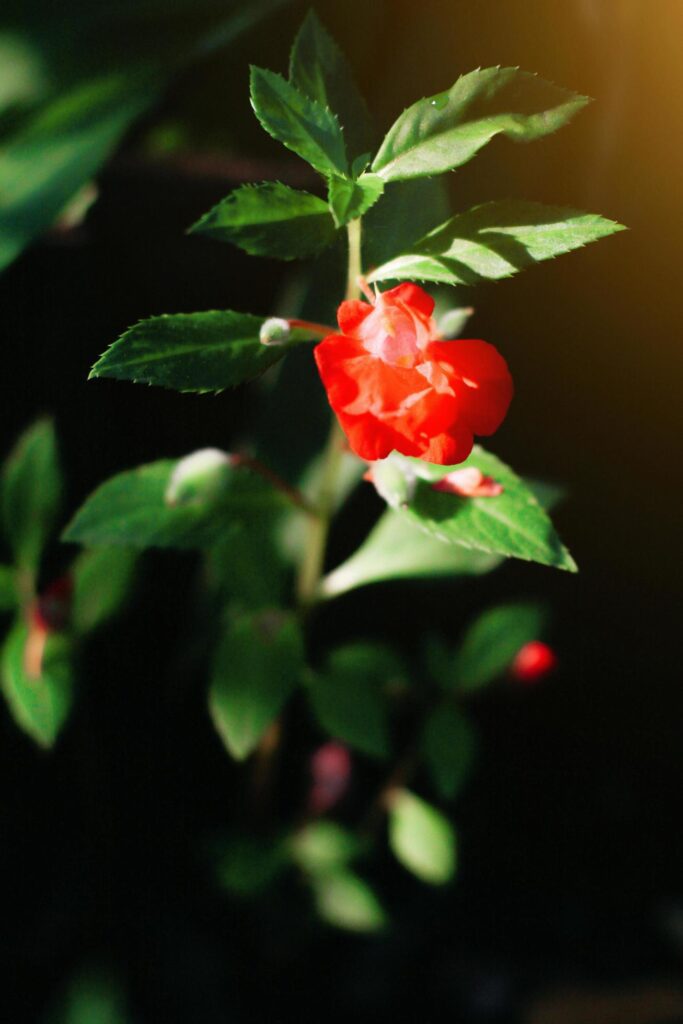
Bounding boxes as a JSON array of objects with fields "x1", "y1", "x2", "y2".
[
  {"x1": 421, "y1": 427, "x2": 474, "y2": 465},
  {"x1": 430, "y1": 339, "x2": 513, "y2": 435},
  {"x1": 337, "y1": 299, "x2": 373, "y2": 335},
  {"x1": 384, "y1": 283, "x2": 435, "y2": 318}
]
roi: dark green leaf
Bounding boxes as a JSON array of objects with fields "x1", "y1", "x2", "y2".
[
  {"x1": 207, "y1": 521, "x2": 287, "y2": 611},
  {"x1": 289, "y1": 9, "x2": 374, "y2": 160},
  {"x1": 312, "y1": 868, "x2": 386, "y2": 932},
  {"x1": 189, "y1": 181, "x2": 336, "y2": 259},
  {"x1": 327, "y1": 173, "x2": 384, "y2": 228},
  {"x1": 372, "y1": 67, "x2": 590, "y2": 182},
  {"x1": 62, "y1": 459, "x2": 281, "y2": 550},
  {"x1": 209, "y1": 610, "x2": 303, "y2": 760},
  {"x1": 363, "y1": 177, "x2": 449, "y2": 268},
  {"x1": 1, "y1": 621, "x2": 73, "y2": 748},
  {"x1": 90, "y1": 310, "x2": 317, "y2": 393},
  {"x1": 71, "y1": 547, "x2": 137, "y2": 634},
  {"x1": 455, "y1": 601, "x2": 547, "y2": 692},
  {"x1": 0, "y1": 72, "x2": 157, "y2": 273},
  {"x1": 391, "y1": 448, "x2": 577, "y2": 572},
  {"x1": 388, "y1": 789, "x2": 457, "y2": 884},
  {"x1": 249, "y1": 66, "x2": 347, "y2": 177},
  {"x1": 308, "y1": 643, "x2": 399, "y2": 759},
  {"x1": 1, "y1": 418, "x2": 62, "y2": 573},
  {"x1": 421, "y1": 703, "x2": 477, "y2": 800},
  {"x1": 214, "y1": 834, "x2": 287, "y2": 898},
  {"x1": 370, "y1": 200, "x2": 626, "y2": 285},
  {"x1": 0, "y1": 565, "x2": 17, "y2": 611}
]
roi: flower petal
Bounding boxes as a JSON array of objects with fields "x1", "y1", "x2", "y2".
[{"x1": 430, "y1": 339, "x2": 513, "y2": 435}]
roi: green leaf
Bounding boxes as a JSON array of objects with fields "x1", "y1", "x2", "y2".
[
  {"x1": 90, "y1": 310, "x2": 317, "y2": 393},
  {"x1": 1, "y1": 418, "x2": 62, "y2": 574},
  {"x1": 363, "y1": 177, "x2": 449, "y2": 268},
  {"x1": 189, "y1": 181, "x2": 337, "y2": 260},
  {"x1": 327, "y1": 172, "x2": 384, "y2": 228},
  {"x1": 48, "y1": 968, "x2": 129, "y2": 1024},
  {"x1": 208, "y1": 610, "x2": 303, "y2": 760},
  {"x1": 421, "y1": 704, "x2": 477, "y2": 800},
  {"x1": 1, "y1": 621, "x2": 73, "y2": 748},
  {"x1": 71, "y1": 547, "x2": 137, "y2": 634},
  {"x1": 249, "y1": 66, "x2": 347, "y2": 177},
  {"x1": 369, "y1": 201, "x2": 626, "y2": 285},
  {"x1": 0, "y1": 564, "x2": 17, "y2": 612},
  {"x1": 308, "y1": 644, "x2": 398, "y2": 759},
  {"x1": 207, "y1": 522, "x2": 287, "y2": 611},
  {"x1": 372, "y1": 66, "x2": 589, "y2": 182},
  {"x1": 454, "y1": 601, "x2": 546, "y2": 692},
  {"x1": 391, "y1": 447, "x2": 577, "y2": 572},
  {"x1": 214, "y1": 834, "x2": 287, "y2": 898},
  {"x1": 321, "y1": 510, "x2": 501, "y2": 599},
  {"x1": 289, "y1": 9, "x2": 374, "y2": 160},
  {"x1": 388, "y1": 789, "x2": 457, "y2": 885},
  {"x1": 63, "y1": 459, "x2": 281, "y2": 550},
  {"x1": 290, "y1": 821, "x2": 361, "y2": 875},
  {"x1": 312, "y1": 868, "x2": 386, "y2": 933},
  {"x1": 0, "y1": 72, "x2": 157, "y2": 273}
]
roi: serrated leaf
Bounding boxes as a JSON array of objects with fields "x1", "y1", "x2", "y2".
[
  {"x1": 369, "y1": 201, "x2": 626, "y2": 285},
  {"x1": 327, "y1": 173, "x2": 384, "y2": 227},
  {"x1": 390, "y1": 447, "x2": 577, "y2": 572},
  {"x1": 189, "y1": 181, "x2": 337, "y2": 259},
  {"x1": 0, "y1": 71, "x2": 157, "y2": 273},
  {"x1": 372, "y1": 66, "x2": 589, "y2": 182},
  {"x1": 250, "y1": 66, "x2": 347, "y2": 177},
  {"x1": 90, "y1": 310, "x2": 317, "y2": 393},
  {"x1": 208, "y1": 610, "x2": 303, "y2": 760},
  {"x1": 363, "y1": 177, "x2": 449, "y2": 269},
  {"x1": 455, "y1": 601, "x2": 546, "y2": 692},
  {"x1": 421, "y1": 704, "x2": 477, "y2": 800},
  {"x1": 1, "y1": 418, "x2": 62, "y2": 574},
  {"x1": 62, "y1": 459, "x2": 281, "y2": 550},
  {"x1": 71, "y1": 547, "x2": 137, "y2": 634},
  {"x1": 1, "y1": 621, "x2": 73, "y2": 748},
  {"x1": 308, "y1": 643, "x2": 398, "y2": 759},
  {"x1": 289, "y1": 9, "x2": 374, "y2": 160},
  {"x1": 290, "y1": 821, "x2": 361, "y2": 875},
  {"x1": 388, "y1": 789, "x2": 457, "y2": 885},
  {"x1": 312, "y1": 868, "x2": 386, "y2": 933},
  {"x1": 0, "y1": 565, "x2": 17, "y2": 611},
  {"x1": 321, "y1": 509, "x2": 502, "y2": 599}
]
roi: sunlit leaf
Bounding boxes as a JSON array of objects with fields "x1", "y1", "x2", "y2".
[
  {"x1": 312, "y1": 868, "x2": 386, "y2": 932},
  {"x1": 327, "y1": 173, "x2": 384, "y2": 227},
  {"x1": 370, "y1": 201, "x2": 626, "y2": 285},
  {"x1": 290, "y1": 821, "x2": 361, "y2": 874},
  {"x1": 372, "y1": 67, "x2": 589, "y2": 182},
  {"x1": 388, "y1": 789, "x2": 457, "y2": 884}
]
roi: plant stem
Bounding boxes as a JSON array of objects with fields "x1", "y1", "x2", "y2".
[{"x1": 296, "y1": 219, "x2": 363, "y2": 609}]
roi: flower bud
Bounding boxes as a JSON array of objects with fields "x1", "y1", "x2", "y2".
[
  {"x1": 165, "y1": 448, "x2": 232, "y2": 507},
  {"x1": 259, "y1": 317, "x2": 291, "y2": 346},
  {"x1": 309, "y1": 741, "x2": 352, "y2": 815},
  {"x1": 365, "y1": 459, "x2": 416, "y2": 508},
  {"x1": 511, "y1": 641, "x2": 557, "y2": 684}
]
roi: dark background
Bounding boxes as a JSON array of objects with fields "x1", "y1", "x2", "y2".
[{"x1": 1, "y1": 1, "x2": 681, "y2": 1020}]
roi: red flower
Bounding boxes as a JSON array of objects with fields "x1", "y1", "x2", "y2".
[
  {"x1": 510, "y1": 641, "x2": 558, "y2": 684},
  {"x1": 314, "y1": 283, "x2": 513, "y2": 464}
]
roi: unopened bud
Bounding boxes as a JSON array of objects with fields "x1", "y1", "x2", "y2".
[
  {"x1": 511, "y1": 641, "x2": 557, "y2": 684},
  {"x1": 165, "y1": 448, "x2": 232, "y2": 507},
  {"x1": 259, "y1": 317, "x2": 291, "y2": 346}
]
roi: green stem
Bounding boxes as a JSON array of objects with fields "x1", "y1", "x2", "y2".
[{"x1": 296, "y1": 219, "x2": 363, "y2": 609}]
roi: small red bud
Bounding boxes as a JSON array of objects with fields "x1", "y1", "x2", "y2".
[
  {"x1": 510, "y1": 640, "x2": 557, "y2": 684},
  {"x1": 308, "y1": 741, "x2": 352, "y2": 815}
]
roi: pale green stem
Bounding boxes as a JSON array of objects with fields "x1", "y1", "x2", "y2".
[{"x1": 296, "y1": 219, "x2": 363, "y2": 609}]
